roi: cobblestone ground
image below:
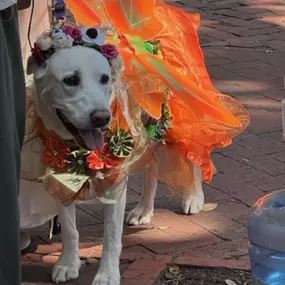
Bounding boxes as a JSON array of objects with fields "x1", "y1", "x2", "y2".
[{"x1": 22, "y1": 0, "x2": 285, "y2": 284}]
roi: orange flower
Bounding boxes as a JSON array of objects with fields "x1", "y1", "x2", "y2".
[
  {"x1": 87, "y1": 143, "x2": 120, "y2": 170},
  {"x1": 43, "y1": 138, "x2": 70, "y2": 169}
]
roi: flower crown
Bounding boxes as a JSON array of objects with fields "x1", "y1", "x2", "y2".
[{"x1": 31, "y1": 21, "x2": 119, "y2": 65}]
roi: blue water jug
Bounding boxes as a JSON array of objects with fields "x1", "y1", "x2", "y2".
[{"x1": 248, "y1": 190, "x2": 285, "y2": 285}]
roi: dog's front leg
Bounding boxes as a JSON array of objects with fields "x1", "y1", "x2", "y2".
[
  {"x1": 52, "y1": 202, "x2": 81, "y2": 283},
  {"x1": 92, "y1": 184, "x2": 127, "y2": 285}
]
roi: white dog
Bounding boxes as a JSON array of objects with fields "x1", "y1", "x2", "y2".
[{"x1": 20, "y1": 41, "x2": 204, "y2": 285}]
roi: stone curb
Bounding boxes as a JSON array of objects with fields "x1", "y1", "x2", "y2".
[{"x1": 174, "y1": 256, "x2": 251, "y2": 271}]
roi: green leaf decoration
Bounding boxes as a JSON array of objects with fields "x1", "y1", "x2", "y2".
[
  {"x1": 67, "y1": 150, "x2": 90, "y2": 175},
  {"x1": 145, "y1": 40, "x2": 162, "y2": 55},
  {"x1": 145, "y1": 42, "x2": 154, "y2": 54},
  {"x1": 109, "y1": 129, "x2": 134, "y2": 158},
  {"x1": 146, "y1": 125, "x2": 157, "y2": 139}
]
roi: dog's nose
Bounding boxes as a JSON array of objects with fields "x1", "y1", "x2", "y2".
[{"x1": 90, "y1": 110, "x2": 111, "y2": 127}]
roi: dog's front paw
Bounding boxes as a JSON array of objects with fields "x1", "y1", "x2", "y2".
[
  {"x1": 126, "y1": 205, "x2": 153, "y2": 226},
  {"x1": 182, "y1": 188, "x2": 204, "y2": 215},
  {"x1": 92, "y1": 272, "x2": 120, "y2": 285},
  {"x1": 52, "y1": 257, "x2": 81, "y2": 283}
]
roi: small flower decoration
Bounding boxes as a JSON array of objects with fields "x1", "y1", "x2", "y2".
[
  {"x1": 145, "y1": 103, "x2": 173, "y2": 143},
  {"x1": 36, "y1": 36, "x2": 53, "y2": 51},
  {"x1": 109, "y1": 129, "x2": 134, "y2": 158},
  {"x1": 67, "y1": 150, "x2": 90, "y2": 175},
  {"x1": 31, "y1": 43, "x2": 45, "y2": 64},
  {"x1": 161, "y1": 103, "x2": 173, "y2": 129},
  {"x1": 36, "y1": 31, "x2": 52, "y2": 51},
  {"x1": 43, "y1": 138, "x2": 71, "y2": 169},
  {"x1": 101, "y1": 44, "x2": 119, "y2": 60},
  {"x1": 63, "y1": 25, "x2": 82, "y2": 41},
  {"x1": 52, "y1": 32, "x2": 74, "y2": 49},
  {"x1": 81, "y1": 26, "x2": 107, "y2": 45},
  {"x1": 87, "y1": 143, "x2": 120, "y2": 170}
]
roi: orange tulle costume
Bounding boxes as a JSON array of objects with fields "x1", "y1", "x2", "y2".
[{"x1": 64, "y1": 0, "x2": 249, "y2": 195}]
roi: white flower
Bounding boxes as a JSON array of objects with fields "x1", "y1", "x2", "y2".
[
  {"x1": 51, "y1": 32, "x2": 74, "y2": 49},
  {"x1": 36, "y1": 36, "x2": 52, "y2": 51},
  {"x1": 81, "y1": 25, "x2": 108, "y2": 45},
  {"x1": 35, "y1": 30, "x2": 52, "y2": 51}
]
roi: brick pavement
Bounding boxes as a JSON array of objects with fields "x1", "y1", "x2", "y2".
[{"x1": 22, "y1": 0, "x2": 285, "y2": 284}]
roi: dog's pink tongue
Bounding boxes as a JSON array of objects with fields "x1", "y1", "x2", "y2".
[{"x1": 78, "y1": 129, "x2": 104, "y2": 151}]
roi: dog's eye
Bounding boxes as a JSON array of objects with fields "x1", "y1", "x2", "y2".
[
  {"x1": 100, "y1": 74, "x2": 110, "y2": 85},
  {"x1": 63, "y1": 75, "x2": 80, "y2": 86}
]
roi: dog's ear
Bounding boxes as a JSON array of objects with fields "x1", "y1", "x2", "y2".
[
  {"x1": 26, "y1": 56, "x2": 39, "y2": 75},
  {"x1": 27, "y1": 56, "x2": 47, "y2": 79},
  {"x1": 110, "y1": 55, "x2": 124, "y2": 82}
]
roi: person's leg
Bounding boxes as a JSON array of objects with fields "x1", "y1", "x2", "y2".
[{"x1": 0, "y1": 5, "x2": 26, "y2": 285}]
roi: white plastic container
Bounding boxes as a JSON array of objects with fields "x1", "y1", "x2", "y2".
[
  {"x1": 282, "y1": 77, "x2": 285, "y2": 141},
  {"x1": 248, "y1": 190, "x2": 285, "y2": 284}
]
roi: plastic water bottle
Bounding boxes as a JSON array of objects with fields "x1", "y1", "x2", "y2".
[
  {"x1": 248, "y1": 190, "x2": 285, "y2": 285},
  {"x1": 282, "y1": 77, "x2": 285, "y2": 141}
]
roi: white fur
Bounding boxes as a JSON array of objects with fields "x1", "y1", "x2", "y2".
[
  {"x1": 31, "y1": 46, "x2": 114, "y2": 138},
  {"x1": 22, "y1": 45, "x2": 125, "y2": 284},
  {"x1": 126, "y1": 163, "x2": 204, "y2": 226},
  {"x1": 20, "y1": 45, "x2": 205, "y2": 285}
]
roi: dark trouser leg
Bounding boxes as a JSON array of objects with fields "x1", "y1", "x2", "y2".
[{"x1": 0, "y1": 5, "x2": 26, "y2": 285}]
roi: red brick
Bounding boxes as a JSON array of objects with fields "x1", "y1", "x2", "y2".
[
  {"x1": 246, "y1": 109, "x2": 282, "y2": 135},
  {"x1": 206, "y1": 57, "x2": 234, "y2": 67},
  {"x1": 215, "y1": 201, "x2": 251, "y2": 226},
  {"x1": 248, "y1": 175, "x2": 285, "y2": 192},
  {"x1": 236, "y1": 27, "x2": 281, "y2": 37},
  {"x1": 22, "y1": 253, "x2": 43, "y2": 263},
  {"x1": 207, "y1": 66, "x2": 245, "y2": 80},
  {"x1": 183, "y1": 239, "x2": 249, "y2": 260},
  {"x1": 35, "y1": 243, "x2": 59, "y2": 255},
  {"x1": 79, "y1": 245, "x2": 102, "y2": 259},
  {"x1": 42, "y1": 255, "x2": 59, "y2": 265},
  {"x1": 261, "y1": 16, "x2": 285, "y2": 27},
  {"x1": 121, "y1": 279, "x2": 152, "y2": 285},
  {"x1": 212, "y1": 9, "x2": 255, "y2": 20},
  {"x1": 223, "y1": 60, "x2": 272, "y2": 70},
  {"x1": 122, "y1": 257, "x2": 171, "y2": 284},
  {"x1": 210, "y1": 176, "x2": 267, "y2": 206},
  {"x1": 142, "y1": 210, "x2": 222, "y2": 254},
  {"x1": 121, "y1": 245, "x2": 154, "y2": 261},
  {"x1": 233, "y1": 6, "x2": 267, "y2": 14},
  {"x1": 236, "y1": 132, "x2": 285, "y2": 156},
  {"x1": 243, "y1": 156, "x2": 285, "y2": 176},
  {"x1": 127, "y1": 256, "x2": 172, "y2": 270},
  {"x1": 220, "y1": 17, "x2": 272, "y2": 29},
  {"x1": 234, "y1": 67, "x2": 279, "y2": 82},
  {"x1": 185, "y1": 210, "x2": 248, "y2": 240}
]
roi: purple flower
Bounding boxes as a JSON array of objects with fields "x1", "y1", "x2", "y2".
[
  {"x1": 63, "y1": 25, "x2": 82, "y2": 41},
  {"x1": 32, "y1": 43, "x2": 45, "y2": 64},
  {"x1": 100, "y1": 44, "x2": 119, "y2": 60}
]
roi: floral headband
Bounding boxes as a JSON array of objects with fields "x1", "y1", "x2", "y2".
[{"x1": 31, "y1": 21, "x2": 119, "y2": 65}]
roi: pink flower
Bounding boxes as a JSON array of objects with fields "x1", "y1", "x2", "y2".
[
  {"x1": 63, "y1": 25, "x2": 82, "y2": 41},
  {"x1": 100, "y1": 44, "x2": 119, "y2": 60},
  {"x1": 31, "y1": 43, "x2": 45, "y2": 64}
]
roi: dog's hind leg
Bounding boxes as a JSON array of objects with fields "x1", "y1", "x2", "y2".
[
  {"x1": 92, "y1": 183, "x2": 127, "y2": 285},
  {"x1": 52, "y1": 202, "x2": 81, "y2": 283},
  {"x1": 126, "y1": 164, "x2": 157, "y2": 225},
  {"x1": 181, "y1": 165, "x2": 204, "y2": 215}
]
